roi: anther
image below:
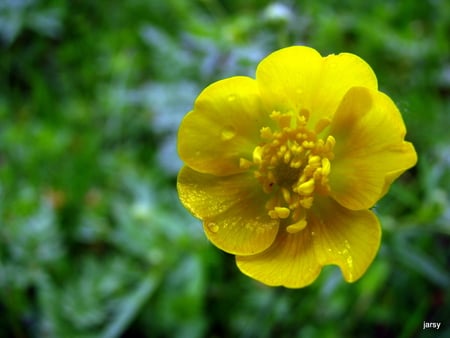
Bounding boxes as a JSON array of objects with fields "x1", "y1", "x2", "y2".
[
  {"x1": 283, "y1": 151, "x2": 291, "y2": 164},
  {"x1": 253, "y1": 146, "x2": 263, "y2": 164},
  {"x1": 286, "y1": 219, "x2": 307, "y2": 233},
  {"x1": 296, "y1": 179, "x2": 315, "y2": 195},
  {"x1": 308, "y1": 155, "x2": 321, "y2": 165},
  {"x1": 302, "y1": 140, "x2": 315, "y2": 148},
  {"x1": 326, "y1": 135, "x2": 336, "y2": 149},
  {"x1": 321, "y1": 158, "x2": 331, "y2": 176},
  {"x1": 281, "y1": 187, "x2": 291, "y2": 204},
  {"x1": 269, "y1": 207, "x2": 290, "y2": 219},
  {"x1": 260, "y1": 127, "x2": 273, "y2": 139},
  {"x1": 300, "y1": 196, "x2": 314, "y2": 209}
]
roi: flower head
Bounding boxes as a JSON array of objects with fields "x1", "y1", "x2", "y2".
[{"x1": 177, "y1": 46, "x2": 417, "y2": 288}]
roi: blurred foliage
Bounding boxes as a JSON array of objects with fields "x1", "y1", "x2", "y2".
[{"x1": 0, "y1": 0, "x2": 449, "y2": 337}]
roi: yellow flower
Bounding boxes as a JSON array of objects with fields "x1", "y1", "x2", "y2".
[{"x1": 177, "y1": 46, "x2": 417, "y2": 288}]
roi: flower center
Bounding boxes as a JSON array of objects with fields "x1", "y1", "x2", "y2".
[{"x1": 240, "y1": 110, "x2": 335, "y2": 233}]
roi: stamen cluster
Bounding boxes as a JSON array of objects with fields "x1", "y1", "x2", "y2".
[{"x1": 241, "y1": 110, "x2": 335, "y2": 233}]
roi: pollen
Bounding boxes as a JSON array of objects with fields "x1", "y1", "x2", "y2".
[{"x1": 247, "y1": 110, "x2": 335, "y2": 233}]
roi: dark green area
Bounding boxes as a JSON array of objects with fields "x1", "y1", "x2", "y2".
[{"x1": 1, "y1": 1, "x2": 449, "y2": 337}]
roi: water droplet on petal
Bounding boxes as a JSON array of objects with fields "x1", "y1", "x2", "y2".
[
  {"x1": 206, "y1": 222, "x2": 219, "y2": 233},
  {"x1": 227, "y1": 95, "x2": 236, "y2": 102},
  {"x1": 344, "y1": 240, "x2": 351, "y2": 249},
  {"x1": 221, "y1": 125, "x2": 236, "y2": 141},
  {"x1": 346, "y1": 256, "x2": 353, "y2": 269}
]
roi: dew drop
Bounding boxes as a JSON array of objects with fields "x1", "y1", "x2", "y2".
[
  {"x1": 227, "y1": 95, "x2": 236, "y2": 102},
  {"x1": 207, "y1": 222, "x2": 219, "y2": 233},
  {"x1": 221, "y1": 125, "x2": 236, "y2": 141},
  {"x1": 344, "y1": 240, "x2": 351, "y2": 249},
  {"x1": 346, "y1": 256, "x2": 353, "y2": 269}
]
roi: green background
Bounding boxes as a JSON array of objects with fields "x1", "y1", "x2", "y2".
[{"x1": 1, "y1": 1, "x2": 449, "y2": 337}]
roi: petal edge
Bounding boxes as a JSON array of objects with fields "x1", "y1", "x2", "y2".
[
  {"x1": 178, "y1": 76, "x2": 266, "y2": 176},
  {"x1": 311, "y1": 198, "x2": 381, "y2": 283},
  {"x1": 329, "y1": 87, "x2": 417, "y2": 210}
]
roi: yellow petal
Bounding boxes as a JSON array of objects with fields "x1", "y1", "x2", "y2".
[
  {"x1": 255, "y1": 47, "x2": 378, "y2": 127},
  {"x1": 236, "y1": 197, "x2": 381, "y2": 288},
  {"x1": 178, "y1": 76, "x2": 267, "y2": 176},
  {"x1": 329, "y1": 87, "x2": 417, "y2": 210},
  {"x1": 256, "y1": 46, "x2": 323, "y2": 114},
  {"x1": 236, "y1": 230, "x2": 322, "y2": 288},
  {"x1": 177, "y1": 166, "x2": 279, "y2": 255},
  {"x1": 310, "y1": 197, "x2": 381, "y2": 282},
  {"x1": 310, "y1": 52, "x2": 378, "y2": 128}
]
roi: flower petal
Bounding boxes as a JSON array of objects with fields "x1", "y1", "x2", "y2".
[
  {"x1": 329, "y1": 87, "x2": 417, "y2": 210},
  {"x1": 310, "y1": 197, "x2": 381, "y2": 283},
  {"x1": 236, "y1": 197, "x2": 381, "y2": 288},
  {"x1": 311, "y1": 52, "x2": 378, "y2": 127},
  {"x1": 177, "y1": 166, "x2": 279, "y2": 255},
  {"x1": 178, "y1": 76, "x2": 267, "y2": 176},
  {"x1": 256, "y1": 46, "x2": 378, "y2": 126},
  {"x1": 236, "y1": 229, "x2": 322, "y2": 288},
  {"x1": 256, "y1": 46, "x2": 323, "y2": 114}
]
